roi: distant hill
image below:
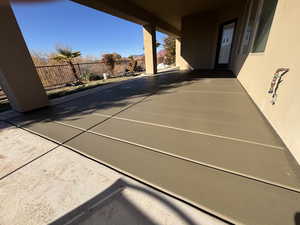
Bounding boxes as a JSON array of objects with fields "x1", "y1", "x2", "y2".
[
  {"x1": 128, "y1": 54, "x2": 144, "y2": 60},
  {"x1": 129, "y1": 54, "x2": 144, "y2": 57}
]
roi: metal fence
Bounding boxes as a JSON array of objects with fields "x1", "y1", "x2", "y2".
[
  {"x1": 36, "y1": 64, "x2": 78, "y2": 88},
  {"x1": 0, "y1": 60, "x2": 145, "y2": 101},
  {"x1": 36, "y1": 61, "x2": 133, "y2": 89}
]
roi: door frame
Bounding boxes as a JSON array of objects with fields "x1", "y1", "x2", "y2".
[{"x1": 215, "y1": 19, "x2": 238, "y2": 69}]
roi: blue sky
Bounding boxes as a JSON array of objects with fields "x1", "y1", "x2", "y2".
[{"x1": 12, "y1": 0, "x2": 166, "y2": 58}]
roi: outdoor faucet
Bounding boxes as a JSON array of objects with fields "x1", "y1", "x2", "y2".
[{"x1": 268, "y1": 68, "x2": 289, "y2": 105}]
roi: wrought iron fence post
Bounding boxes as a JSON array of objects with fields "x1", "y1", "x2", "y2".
[{"x1": 76, "y1": 63, "x2": 82, "y2": 78}]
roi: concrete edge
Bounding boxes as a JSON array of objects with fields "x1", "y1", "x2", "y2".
[
  {"x1": 236, "y1": 79, "x2": 300, "y2": 179},
  {"x1": 62, "y1": 142, "x2": 234, "y2": 225}
]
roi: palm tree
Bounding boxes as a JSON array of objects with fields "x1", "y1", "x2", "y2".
[
  {"x1": 101, "y1": 53, "x2": 121, "y2": 75},
  {"x1": 52, "y1": 48, "x2": 81, "y2": 81}
]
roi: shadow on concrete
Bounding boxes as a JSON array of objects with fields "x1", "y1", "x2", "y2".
[
  {"x1": 295, "y1": 212, "x2": 300, "y2": 225},
  {"x1": 7, "y1": 70, "x2": 235, "y2": 127},
  {"x1": 49, "y1": 179, "x2": 202, "y2": 225}
]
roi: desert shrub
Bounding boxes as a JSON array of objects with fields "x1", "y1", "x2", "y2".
[
  {"x1": 101, "y1": 53, "x2": 121, "y2": 75},
  {"x1": 89, "y1": 74, "x2": 103, "y2": 81}
]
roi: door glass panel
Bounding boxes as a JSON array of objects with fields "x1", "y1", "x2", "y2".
[{"x1": 218, "y1": 22, "x2": 235, "y2": 64}]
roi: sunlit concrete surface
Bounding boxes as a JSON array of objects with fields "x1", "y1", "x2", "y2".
[
  {"x1": 0, "y1": 145, "x2": 226, "y2": 225},
  {"x1": 2, "y1": 71, "x2": 300, "y2": 225},
  {"x1": 0, "y1": 121, "x2": 57, "y2": 179}
]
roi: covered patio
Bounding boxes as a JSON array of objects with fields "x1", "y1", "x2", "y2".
[
  {"x1": 1, "y1": 0, "x2": 300, "y2": 224},
  {"x1": 2, "y1": 70, "x2": 300, "y2": 225}
]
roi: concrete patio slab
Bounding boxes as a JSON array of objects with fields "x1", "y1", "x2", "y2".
[
  {"x1": 53, "y1": 79, "x2": 153, "y2": 114},
  {"x1": 8, "y1": 102, "x2": 120, "y2": 130},
  {"x1": 65, "y1": 132, "x2": 300, "y2": 225},
  {"x1": 23, "y1": 121, "x2": 82, "y2": 143},
  {"x1": 55, "y1": 112, "x2": 109, "y2": 130},
  {"x1": 90, "y1": 117, "x2": 300, "y2": 190},
  {"x1": 117, "y1": 86, "x2": 283, "y2": 147},
  {"x1": 8, "y1": 106, "x2": 69, "y2": 127},
  {"x1": 175, "y1": 78, "x2": 244, "y2": 93},
  {"x1": 0, "y1": 121, "x2": 57, "y2": 179},
  {"x1": 0, "y1": 109, "x2": 21, "y2": 121},
  {"x1": 54, "y1": 93, "x2": 149, "y2": 120},
  {"x1": 51, "y1": 178, "x2": 228, "y2": 225},
  {"x1": 4, "y1": 71, "x2": 300, "y2": 225},
  {"x1": 0, "y1": 147, "x2": 118, "y2": 225},
  {"x1": 49, "y1": 75, "x2": 138, "y2": 106},
  {"x1": 6, "y1": 77, "x2": 153, "y2": 129},
  {"x1": 0, "y1": 146, "x2": 227, "y2": 225}
]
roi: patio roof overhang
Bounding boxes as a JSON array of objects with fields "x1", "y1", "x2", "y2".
[{"x1": 72, "y1": 0, "x2": 243, "y2": 36}]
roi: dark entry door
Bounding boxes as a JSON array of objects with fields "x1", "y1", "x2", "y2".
[{"x1": 215, "y1": 20, "x2": 237, "y2": 68}]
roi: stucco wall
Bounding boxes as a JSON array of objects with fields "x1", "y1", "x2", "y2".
[
  {"x1": 237, "y1": 0, "x2": 300, "y2": 164},
  {"x1": 180, "y1": 12, "x2": 217, "y2": 70},
  {"x1": 178, "y1": 3, "x2": 245, "y2": 70}
]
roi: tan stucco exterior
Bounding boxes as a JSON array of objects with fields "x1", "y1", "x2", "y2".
[
  {"x1": 176, "y1": 2, "x2": 246, "y2": 71},
  {"x1": 0, "y1": 3, "x2": 48, "y2": 112},
  {"x1": 175, "y1": 38, "x2": 190, "y2": 70},
  {"x1": 143, "y1": 24, "x2": 158, "y2": 74},
  {"x1": 180, "y1": 12, "x2": 217, "y2": 70},
  {"x1": 237, "y1": 0, "x2": 300, "y2": 164}
]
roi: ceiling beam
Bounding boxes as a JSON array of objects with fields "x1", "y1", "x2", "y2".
[{"x1": 72, "y1": 0, "x2": 181, "y2": 37}]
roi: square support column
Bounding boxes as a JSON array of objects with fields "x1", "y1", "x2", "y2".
[
  {"x1": 0, "y1": 3, "x2": 48, "y2": 112},
  {"x1": 175, "y1": 38, "x2": 182, "y2": 69},
  {"x1": 175, "y1": 38, "x2": 190, "y2": 70},
  {"x1": 143, "y1": 24, "x2": 157, "y2": 75}
]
